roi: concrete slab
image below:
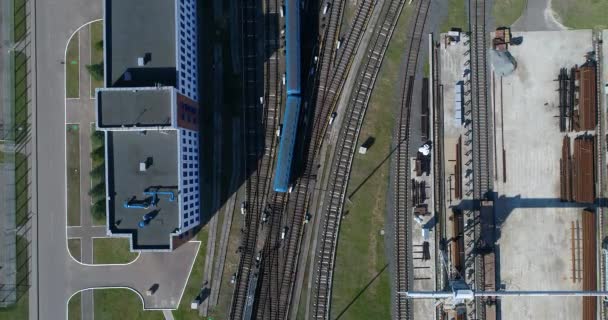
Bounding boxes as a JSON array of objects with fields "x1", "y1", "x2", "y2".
[{"x1": 493, "y1": 30, "x2": 593, "y2": 320}]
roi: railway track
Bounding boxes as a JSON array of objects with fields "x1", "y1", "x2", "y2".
[
  {"x1": 229, "y1": 0, "x2": 283, "y2": 317},
  {"x1": 308, "y1": 0, "x2": 418, "y2": 319},
  {"x1": 256, "y1": 0, "x2": 381, "y2": 317},
  {"x1": 243, "y1": 0, "x2": 356, "y2": 317},
  {"x1": 392, "y1": 0, "x2": 430, "y2": 319},
  {"x1": 255, "y1": 193, "x2": 288, "y2": 320},
  {"x1": 469, "y1": 0, "x2": 491, "y2": 318},
  {"x1": 316, "y1": 0, "x2": 376, "y2": 122},
  {"x1": 269, "y1": 1, "x2": 351, "y2": 318},
  {"x1": 430, "y1": 33, "x2": 446, "y2": 320}
]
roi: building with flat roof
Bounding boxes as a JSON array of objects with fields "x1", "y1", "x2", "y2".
[{"x1": 97, "y1": 0, "x2": 200, "y2": 251}]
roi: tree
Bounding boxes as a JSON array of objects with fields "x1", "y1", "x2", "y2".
[{"x1": 86, "y1": 62, "x2": 104, "y2": 82}]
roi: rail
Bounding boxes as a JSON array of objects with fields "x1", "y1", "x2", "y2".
[
  {"x1": 468, "y1": 0, "x2": 491, "y2": 319},
  {"x1": 309, "y1": 0, "x2": 419, "y2": 319},
  {"x1": 392, "y1": 0, "x2": 431, "y2": 319},
  {"x1": 255, "y1": 192, "x2": 289, "y2": 320},
  {"x1": 229, "y1": 0, "x2": 283, "y2": 316},
  {"x1": 271, "y1": 0, "x2": 351, "y2": 318}
]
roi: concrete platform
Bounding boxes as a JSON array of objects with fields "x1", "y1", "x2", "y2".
[{"x1": 493, "y1": 30, "x2": 593, "y2": 320}]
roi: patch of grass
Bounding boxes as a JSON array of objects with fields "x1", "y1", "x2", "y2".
[
  {"x1": 15, "y1": 152, "x2": 28, "y2": 227},
  {"x1": 90, "y1": 124, "x2": 106, "y2": 225},
  {"x1": 66, "y1": 33, "x2": 79, "y2": 98},
  {"x1": 493, "y1": 0, "x2": 526, "y2": 27},
  {"x1": 94, "y1": 289, "x2": 163, "y2": 320},
  {"x1": 12, "y1": 52, "x2": 28, "y2": 227},
  {"x1": 68, "y1": 238, "x2": 82, "y2": 262},
  {"x1": 553, "y1": 0, "x2": 608, "y2": 29},
  {"x1": 206, "y1": 203, "x2": 240, "y2": 319},
  {"x1": 13, "y1": 0, "x2": 26, "y2": 42},
  {"x1": 0, "y1": 236, "x2": 29, "y2": 319},
  {"x1": 441, "y1": 0, "x2": 467, "y2": 33},
  {"x1": 329, "y1": 3, "x2": 413, "y2": 320},
  {"x1": 90, "y1": 21, "x2": 104, "y2": 96},
  {"x1": 172, "y1": 228, "x2": 208, "y2": 320},
  {"x1": 0, "y1": 294, "x2": 27, "y2": 320},
  {"x1": 68, "y1": 292, "x2": 82, "y2": 320},
  {"x1": 67, "y1": 124, "x2": 81, "y2": 226},
  {"x1": 14, "y1": 51, "x2": 28, "y2": 142},
  {"x1": 93, "y1": 238, "x2": 137, "y2": 264},
  {"x1": 13, "y1": 51, "x2": 29, "y2": 225}
]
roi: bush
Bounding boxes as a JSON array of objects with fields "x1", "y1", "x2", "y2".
[
  {"x1": 86, "y1": 62, "x2": 104, "y2": 82},
  {"x1": 91, "y1": 145, "x2": 104, "y2": 163},
  {"x1": 91, "y1": 198, "x2": 106, "y2": 221},
  {"x1": 89, "y1": 182, "x2": 105, "y2": 199},
  {"x1": 90, "y1": 164, "x2": 105, "y2": 180},
  {"x1": 94, "y1": 40, "x2": 103, "y2": 52},
  {"x1": 91, "y1": 130, "x2": 104, "y2": 146}
]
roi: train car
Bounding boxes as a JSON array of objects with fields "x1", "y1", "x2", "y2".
[
  {"x1": 274, "y1": 96, "x2": 302, "y2": 192},
  {"x1": 285, "y1": 0, "x2": 301, "y2": 95},
  {"x1": 274, "y1": 0, "x2": 301, "y2": 192}
]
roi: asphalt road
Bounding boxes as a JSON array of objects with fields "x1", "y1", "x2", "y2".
[
  {"x1": 31, "y1": 0, "x2": 101, "y2": 317},
  {"x1": 511, "y1": 0, "x2": 566, "y2": 31},
  {"x1": 32, "y1": 0, "x2": 200, "y2": 319}
]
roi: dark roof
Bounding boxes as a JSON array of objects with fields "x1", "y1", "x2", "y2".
[
  {"x1": 97, "y1": 88, "x2": 173, "y2": 128},
  {"x1": 106, "y1": 130, "x2": 180, "y2": 250},
  {"x1": 105, "y1": 0, "x2": 176, "y2": 87}
]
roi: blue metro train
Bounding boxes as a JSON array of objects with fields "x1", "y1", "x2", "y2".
[{"x1": 273, "y1": 0, "x2": 301, "y2": 192}]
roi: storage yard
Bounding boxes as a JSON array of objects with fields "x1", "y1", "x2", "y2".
[
  {"x1": 493, "y1": 30, "x2": 596, "y2": 320},
  {"x1": 439, "y1": 29, "x2": 604, "y2": 320}
]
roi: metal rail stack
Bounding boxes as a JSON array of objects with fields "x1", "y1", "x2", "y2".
[
  {"x1": 230, "y1": 0, "x2": 283, "y2": 316},
  {"x1": 582, "y1": 209, "x2": 597, "y2": 320},
  {"x1": 469, "y1": 0, "x2": 492, "y2": 318}
]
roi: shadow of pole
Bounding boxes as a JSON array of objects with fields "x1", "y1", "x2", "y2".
[
  {"x1": 348, "y1": 137, "x2": 407, "y2": 200},
  {"x1": 333, "y1": 264, "x2": 388, "y2": 320}
]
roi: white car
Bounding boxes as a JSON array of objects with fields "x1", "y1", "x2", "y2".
[
  {"x1": 329, "y1": 112, "x2": 337, "y2": 125},
  {"x1": 241, "y1": 202, "x2": 247, "y2": 215}
]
